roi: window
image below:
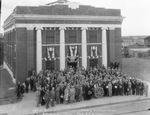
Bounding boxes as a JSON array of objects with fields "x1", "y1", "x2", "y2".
[
  {"x1": 46, "y1": 30, "x2": 55, "y2": 44},
  {"x1": 89, "y1": 30, "x2": 97, "y2": 43},
  {"x1": 68, "y1": 30, "x2": 77, "y2": 43}
]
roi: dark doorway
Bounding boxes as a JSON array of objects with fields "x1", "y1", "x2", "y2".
[
  {"x1": 46, "y1": 61, "x2": 55, "y2": 70},
  {"x1": 89, "y1": 59, "x2": 98, "y2": 68},
  {"x1": 67, "y1": 62, "x2": 77, "y2": 69}
]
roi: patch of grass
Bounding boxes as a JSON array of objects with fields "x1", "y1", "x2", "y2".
[
  {"x1": 122, "y1": 58, "x2": 150, "y2": 82},
  {"x1": 0, "y1": 69, "x2": 18, "y2": 105},
  {"x1": 0, "y1": 69, "x2": 16, "y2": 99}
]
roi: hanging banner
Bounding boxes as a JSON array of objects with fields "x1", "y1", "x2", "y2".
[
  {"x1": 67, "y1": 45, "x2": 79, "y2": 62},
  {"x1": 88, "y1": 46, "x2": 99, "y2": 59},
  {"x1": 47, "y1": 47, "x2": 56, "y2": 61}
]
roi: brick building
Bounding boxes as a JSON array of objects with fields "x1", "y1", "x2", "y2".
[
  {"x1": 3, "y1": 1, "x2": 124, "y2": 82},
  {"x1": 144, "y1": 36, "x2": 150, "y2": 47},
  {"x1": 0, "y1": 35, "x2": 4, "y2": 65}
]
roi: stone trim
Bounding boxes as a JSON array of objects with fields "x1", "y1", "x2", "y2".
[{"x1": 4, "y1": 23, "x2": 121, "y2": 33}]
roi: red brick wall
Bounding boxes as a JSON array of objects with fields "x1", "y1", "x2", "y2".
[
  {"x1": 107, "y1": 29, "x2": 116, "y2": 67},
  {"x1": 16, "y1": 28, "x2": 27, "y2": 83},
  {"x1": 12, "y1": 29, "x2": 16, "y2": 78},
  {"x1": 27, "y1": 29, "x2": 35, "y2": 77},
  {"x1": 115, "y1": 28, "x2": 122, "y2": 69}
]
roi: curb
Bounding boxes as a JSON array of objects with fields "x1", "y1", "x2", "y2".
[
  {"x1": 31, "y1": 97, "x2": 150, "y2": 115},
  {"x1": 0, "y1": 97, "x2": 22, "y2": 106}
]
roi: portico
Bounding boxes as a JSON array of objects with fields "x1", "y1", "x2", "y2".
[{"x1": 34, "y1": 26, "x2": 115, "y2": 73}]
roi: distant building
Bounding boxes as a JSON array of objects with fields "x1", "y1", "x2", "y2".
[
  {"x1": 122, "y1": 36, "x2": 150, "y2": 58},
  {"x1": 144, "y1": 36, "x2": 150, "y2": 47},
  {"x1": 122, "y1": 36, "x2": 147, "y2": 47},
  {"x1": 127, "y1": 42, "x2": 150, "y2": 58},
  {"x1": 3, "y1": 0, "x2": 124, "y2": 82}
]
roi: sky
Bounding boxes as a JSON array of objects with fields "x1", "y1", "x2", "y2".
[{"x1": 1, "y1": 0, "x2": 150, "y2": 36}]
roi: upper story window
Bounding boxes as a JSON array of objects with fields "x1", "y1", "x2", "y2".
[
  {"x1": 46, "y1": 30, "x2": 55, "y2": 44},
  {"x1": 89, "y1": 30, "x2": 97, "y2": 43},
  {"x1": 68, "y1": 30, "x2": 77, "y2": 43}
]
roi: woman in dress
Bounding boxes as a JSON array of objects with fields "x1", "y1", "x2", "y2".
[
  {"x1": 79, "y1": 84, "x2": 83, "y2": 102},
  {"x1": 69, "y1": 85, "x2": 75, "y2": 103},
  {"x1": 64, "y1": 85, "x2": 70, "y2": 104},
  {"x1": 35, "y1": 87, "x2": 41, "y2": 107},
  {"x1": 108, "y1": 82, "x2": 112, "y2": 97}
]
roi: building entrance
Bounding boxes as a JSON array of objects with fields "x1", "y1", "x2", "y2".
[
  {"x1": 67, "y1": 61, "x2": 77, "y2": 69},
  {"x1": 46, "y1": 61, "x2": 55, "y2": 70},
  {"x1": 89, "y1": 59, "x2": 98, "y2": 68}
]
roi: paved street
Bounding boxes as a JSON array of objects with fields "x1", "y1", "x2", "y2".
[
  {"x1": 0, "y1": 91, "x2": 149, "y2": 115},
  {"x1": 49, "y1": 99, "x2": 150, "y2": 115}
]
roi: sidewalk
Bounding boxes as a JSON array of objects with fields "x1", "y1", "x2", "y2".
[{"x1": 0, "y1": 92, "x2": 149, "y2": 115}]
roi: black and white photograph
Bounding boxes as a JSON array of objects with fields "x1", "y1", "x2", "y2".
[{"x1": 0, "y1": 0, "x2": 150, "y2": 114}]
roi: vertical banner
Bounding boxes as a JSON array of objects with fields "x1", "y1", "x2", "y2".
[
  {"x1": 88, "y1": 46, "x2": 99, "y2": 59},
  {"x1": 47, "y1": 47, "x2": 56, "y2": 61}
]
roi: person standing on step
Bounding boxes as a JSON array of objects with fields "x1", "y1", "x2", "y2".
[
  {"x1": 55, "y1": 85, "x2": 60, "y2": 104},
  {"x1": 36, "y1": 87, "x2": 41, "y2": 107}
]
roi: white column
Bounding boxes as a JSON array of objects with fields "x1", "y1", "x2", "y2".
[
  {"x1": 82, "y1": 27, "x2": 87, "y2": 69},
  {"x1": 102, "y1": 27, "x2": 108, "y2": 68},
  {"x1": 36, "y1": 27, "x2": 43, "y2": 74},
  {"x1": 60, "y1": 27, "x2": 66, "y2": 70}
]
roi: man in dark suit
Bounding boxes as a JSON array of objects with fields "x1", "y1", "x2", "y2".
[
  {"x1": 40, "y1": 87, "x2": 45, "y2": 106},
  {"x1": 25, "y1": 78, "x2": 30, "y2": 93},
  {"x1": 44, "y1": 89, "x2": 50, "y2": 109},
  {"x1": 16, "y1": 82, "x2": 21, "y2": 99},
  {"x1": 60, "y1": 86, "x2": 64, "y2": 104},
  {"x1": 50, "y1": 87, "x2": 56, "y2": 107}
]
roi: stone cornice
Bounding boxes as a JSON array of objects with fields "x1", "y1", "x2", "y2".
[
  {"x1": 4, "y1": 23, "x2": 122, "y2": 33},
  {"x1": 3, "y1": 14, "x2": 124, "y2": 29},
  {"x1": 14, "y1": 14, "x2": 124, "y2": 21}
]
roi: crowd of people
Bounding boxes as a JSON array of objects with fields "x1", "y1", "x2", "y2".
[{"x1": 16, "y1": 62, "x2": 149, "y2": 109}]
